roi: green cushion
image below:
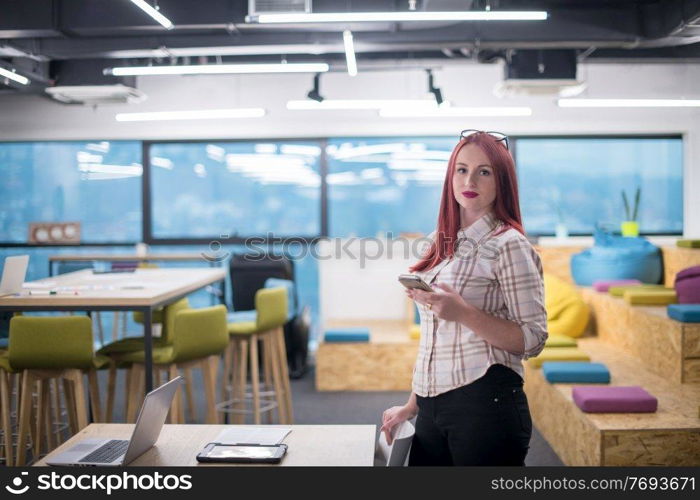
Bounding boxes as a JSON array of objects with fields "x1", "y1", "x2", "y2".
[
  {"x1": 677, "y1": 239, "x2": 700, "y2": 248},
  {"x1": 9, "y1": 316, "x2": 95, "y2": 370},
  {"x1": 608, "y1": 284, "x2": 665, "y2": 297},
  {"x1": 92, "y1": 353, "x2": 112, "y2": 370},
  {"x1": 528, "y1": 347, "x2": 590, "y2": 368},
  {"x1": 133, "y1": 309, "x2": 164, "y2": 325},
  {"x1": 227, "y1": 321, "x2": 257, "y2": 335},
  {"x1": 114, "y1": 346, "x2": 176, "y2": 365},
  {"x1": 98, "y1": 336, "x2": 170, "y2": 355},
  {"x1": 544, "y1": 334, "x2": 578, "y2": 348},
  {"x1": 0, "y1": 353, "x2": 15, "y2": 373},
  {"x1": 623, "y1": 288, "x2": 677, "y2": 305}
]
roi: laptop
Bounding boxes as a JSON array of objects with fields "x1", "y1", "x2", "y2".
[
  {"x1": 47, "y1": 377, "x2": 182, "y2": 466},
  {"x1": 0, "y1": 255, "x2": 29, "y2": 297}
]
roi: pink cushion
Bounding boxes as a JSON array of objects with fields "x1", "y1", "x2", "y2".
[
  {"x1": 675, "y1": 266, "x2": 700, "y2": 304},
  {"x1": 592, "y1": 279, "x2": 642, "y2": 292},
  {"x1": 572, "y1": 386, "x2": 658, "y2": 413}
]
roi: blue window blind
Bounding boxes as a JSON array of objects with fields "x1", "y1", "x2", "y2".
[
  {"x1": 516, "y1": 137, "x2": 683, "y2": 235},
  {"x1": 149, "y1": 141, "x2": 322, "y2": 239},
  {"x1": 0, "y1": 141, "x2": 142, "y2": 243},
  {"x1": 327, "y1": 137, "x2": 455, "y2": 238}
]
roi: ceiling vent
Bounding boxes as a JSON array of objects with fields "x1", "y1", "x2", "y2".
[
  {"x1": 45, "y1": 85, "x2": 146, "y2": 105},
  {"x1": 248, "y1": 0, "x2": 311, "y2": 15},
  {"x1": 495, "y1": 49, "x2": 585, "y2": 97}
]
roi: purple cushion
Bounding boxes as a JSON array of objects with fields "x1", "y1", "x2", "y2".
[
  {"x1": 592, "y1": 279, "x2": 642, "y2": 292},
  {"x1": 675, "y1": 266, "x2": 700, "y2": 304},
  {"x1": 572, "y1": 386, "x2": 658, "y2": 413}
]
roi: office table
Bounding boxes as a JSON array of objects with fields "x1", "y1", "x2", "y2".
[
  {"x1": 48, "y1": 253, "x2": 220, "y2": 276},
  {"x1": 35, "y1": 424, "x2": 377, "y2": 466},
  {"x1": 0, "y1": 268, "x2": 226, "y2": 392}
]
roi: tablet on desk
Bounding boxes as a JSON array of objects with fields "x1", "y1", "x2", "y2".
[{"x1": 196, "y1": 443, "x2": 287, "y2": 464}]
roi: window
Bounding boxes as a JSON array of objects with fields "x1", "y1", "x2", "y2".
[
  {"x1": 327, "y1": 137, "x2": 455, "y2": 238},
  {"x1": 515, "y1": 137, "x2": 683, "y2": 235},
  {"x1": 148, "y1": 141, "x2": 322, "y2": 239},
  {"x1": 0, "y1": 141, "x2": 142, "y2": 243}
]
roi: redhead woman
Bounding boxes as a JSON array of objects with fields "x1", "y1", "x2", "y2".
[{"x1": 381, "y1": 130, "x2": 548, "y2": 466}]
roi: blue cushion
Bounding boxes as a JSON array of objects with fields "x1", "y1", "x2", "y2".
[
  {"x1": 264, "y1": 278, "x2": 295, "y2": 321},
  {"x1": 667, "y1": 304, "x2": 700, "y2": 323},
  {"x1": 542, "y1": 362, "x2": 611, "y2": 383},
  {"x1": 227, "y1": 310, "x2": 257, "y2": 323},
  {"x1": 324, "y1": 328, "x2": 370, "y2": 343},
  {"x1": 0, "y1": 338, "x2": 8, "y2": 349},
  {"x1": 571, "y1": 233, "x2": 662, "y2": 286}
]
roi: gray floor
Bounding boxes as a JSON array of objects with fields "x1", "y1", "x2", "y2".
[{"x1": 101, "y1": 364, "x2": 564, "y2": 466}]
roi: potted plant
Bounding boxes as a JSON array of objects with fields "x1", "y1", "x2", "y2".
[{"x1": 621, "y1": 187, "x2": 641, "y2": 237}]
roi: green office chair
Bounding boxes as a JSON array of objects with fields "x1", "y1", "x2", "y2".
[
  {"x1": 221, "y1": 287, "x2": 292, "y2": 425},
  {"x1": 108, "y1": 305, "x2": 229, "y2": 424},
  {"x1": 8, "y1": 315, "x2": 108, "y2": 465}
]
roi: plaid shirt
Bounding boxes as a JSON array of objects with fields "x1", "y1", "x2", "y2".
[{"x1": 412, "y1": 212, "x2": 548, "y2": 397}]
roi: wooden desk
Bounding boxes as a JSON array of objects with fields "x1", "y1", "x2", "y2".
[
  {"x1": 35, "y1": 424, "x2": 377, "y2": 466},
  {"x1": 48, "y1": 254, "x2": 216, "y2": 276},
  {"x1": 0, "y1": 268, "x2": 226, "y2": 392}
]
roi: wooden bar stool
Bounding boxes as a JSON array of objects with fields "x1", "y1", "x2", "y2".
[
  {"x1": 221, "y1": 287, "x2": 293, "y2": 425},
  {"x1": 8, "y1": 315, "x2": 105, "y2": 465},
  {"x1": 108, "y1": 305, "x2": 229, "y2": 425}
]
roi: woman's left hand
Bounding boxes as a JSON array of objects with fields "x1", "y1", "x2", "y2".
[{"x1": 407, "y1": 282, "x2": 475, "y2": 323}]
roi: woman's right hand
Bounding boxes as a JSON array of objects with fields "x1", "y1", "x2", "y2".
[{"x1": 380, "y1": 404, "x2": 417, "y2": 445}]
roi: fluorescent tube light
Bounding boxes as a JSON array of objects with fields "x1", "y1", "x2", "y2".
[
  {"x1": 249, "y1": 11, "x2": 548, "y2": 23},
  {"x1": 0, "y1": 67, "x2": 30, "y2": 85},
  {"x1": 558, "y1": 98, "x2": 700, "y2": 108},
  {"x1": 379, "y1": 107, "x2": 532, "y2": 117},
  {"x1": 287, "y1": 99, "x2": 443, "y2": 110},
  {"x1": 129, "y1": 0, "x2": 174, "y2": 29},
  {"x1": 343, "y1": 30, "x2": 357, "y2": 77},
  {"x1": 107, "y1": 62, "x2": 330, "y2": 76},
  {"x1": 115, "y1": 108, "x2": 266, "y2": 122}
]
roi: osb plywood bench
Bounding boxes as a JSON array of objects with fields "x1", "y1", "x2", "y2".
[
  {"x1": 525, "y1": 338, "x2": 700, "y2": 466},
  {"x1": 315, "y1": 319, "x2": 418, "y2": 391},
  {"x1": 580, "y1": 288, "x2": 700, "y2": 384}
]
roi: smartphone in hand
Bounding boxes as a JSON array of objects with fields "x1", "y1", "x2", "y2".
[{"x1": 398, "y1": 274, "x2": 434, "y2": 292}]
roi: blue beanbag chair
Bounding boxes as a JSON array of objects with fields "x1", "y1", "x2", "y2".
[
  {"x1": 324, "y1": 327, "x2": 370, "y2": 343},
  {"x1": 571, "y1": 231, "x2": 662, "y2": 286},
  {"x1": 542, "y1": 362, "x2": 611, "y2": 383},
  {"x1": 667, "y1": 304, "x2": 700, "y2": 323}
]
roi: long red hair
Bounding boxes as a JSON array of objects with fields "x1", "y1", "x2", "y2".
[{"x1": 410, "y1": 132, "x2": 525, "y2": 273}]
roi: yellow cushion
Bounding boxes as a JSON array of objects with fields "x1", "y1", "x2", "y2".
[
  {"x1": 92, "y1": 354, "x2": 112, "y2": 370},
  {"x1": 0, "y1": 353, "x2": 15, "y2": 373},
  {"x1": 98, "y1": 336, "x2": 170, "y2": 355},
  {"x1": 544, "y1": 334, "x2": 577, "y2": 348},
  {"x1": 544, "y1": 273, "x2": 590, "y2": 338},
  {"x1": 623, "y1": 289, "x2": 677, "y2": 305},
  {"x1": 227, "y1": 321, "x2": 257, "y2": 335},
  {"x1": 409, "y1": 324, "x2": 421, "y2": 340},
  {"x1": 608, "y1": 284, "x2": 665, "y2": 297},
  {"x1": 528, "y1": 347, "x2": 590, "y2": 368}
]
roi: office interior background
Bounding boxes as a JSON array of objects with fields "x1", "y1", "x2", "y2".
[{"x1": 0, "y1": 0, "x2": 699, "y2": 467}]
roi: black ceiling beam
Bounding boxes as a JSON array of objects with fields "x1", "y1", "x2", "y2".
[{"x1": 639, "y1": 0, "x2": 700, "y2": 38}]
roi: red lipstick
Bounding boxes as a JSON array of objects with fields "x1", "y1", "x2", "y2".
[{"x1": 462, "y1": 191, "x2": 479, "y2": 199}]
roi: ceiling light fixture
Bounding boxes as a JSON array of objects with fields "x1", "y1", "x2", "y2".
[
  {"x1": 106, "y1": 62, "x2": 330, "y2": 76},
  {"x1": 306, "y1": 74, "x2": 324, "y2": 102},
  {"x1": 115, "y1": 108, "x2": 266, "y2": 122},
  {"x1": 247, "y1": 11, "x2": 548, "y2": 23},
  {"x1": 427, "y1": 70, "x2": 443, "y2": 106},
  {"x1": 0, "y1": 66, "x2": 30, "y2": 85},
  {"x1": 128, "y1": 0, "x2": 174, "y2": 30},
  {"x1": 558, "y1": 98, "x2": 700, "y2": 108},
  {"x1": 343, "y1": 30, "x2": 357, "y2": 77},
  {"x1": 379, "y1": 107, "x2": 532, "y2": 117},
  {"x1": 287, "y1": 99, "x2": 444, "y2": 110}
]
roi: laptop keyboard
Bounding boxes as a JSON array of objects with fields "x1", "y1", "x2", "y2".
[{"x1": 79, "y1": 440, "x2": 129, "y2": 464}]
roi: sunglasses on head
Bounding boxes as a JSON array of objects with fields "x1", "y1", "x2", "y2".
[{"x1": 459, "y1": 129, "x2": 509, "y2": 151}]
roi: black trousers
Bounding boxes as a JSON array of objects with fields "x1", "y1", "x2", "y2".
[{"x1": 409, "y1": 364, "x2": 532, "y2": 466}]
